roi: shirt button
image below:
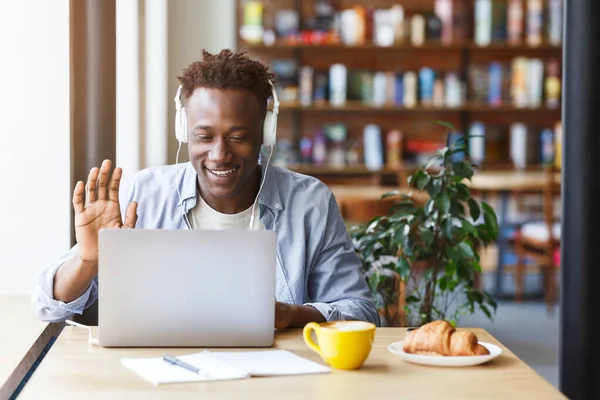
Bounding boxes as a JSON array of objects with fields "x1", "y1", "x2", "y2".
[{"x1": 274, "y1": 203, "x2": 281, "y2": 209}]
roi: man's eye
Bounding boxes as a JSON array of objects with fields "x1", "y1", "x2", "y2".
[
  {"x1": 194, "y1": 135, "x2": 211, "y2": 142},
  {"x1": 229, "y1": 136, "x2": 246, "y2": 142}
]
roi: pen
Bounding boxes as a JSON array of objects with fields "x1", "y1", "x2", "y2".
[{"x1": 163, "y1": 355, "x2": 201, "y2": 374}]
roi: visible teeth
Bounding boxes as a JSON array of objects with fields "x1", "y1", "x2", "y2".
[{"x1": 210, "y1": 168, "x2": 236, "y2": 177}]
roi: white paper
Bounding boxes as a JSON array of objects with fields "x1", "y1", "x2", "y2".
[
  {"x1": 121, "y1": 349, "x2": 330, "y2": 385},
  {"x1": 211, "y1": 350, "x2": 330, "y2": 376},
  {"x1": 121, "y1": 350, "x2": 249, "y2": 385}
]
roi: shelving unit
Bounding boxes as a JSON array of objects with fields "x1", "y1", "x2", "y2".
[{"x1": 236, "y1": 0, "x2": 563, "y2": 186}]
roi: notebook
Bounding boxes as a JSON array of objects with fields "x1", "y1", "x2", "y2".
[{"x1": 121, "y1": 350, "x2": 330, "y2": 385}]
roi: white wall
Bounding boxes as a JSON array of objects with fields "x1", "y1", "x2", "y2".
[
  {"x1": 116, "y1": 0, "x2": 236, "y2": 173},
  {"x1": 0, "y1": 0, "x2": 71, "y2": 295}
]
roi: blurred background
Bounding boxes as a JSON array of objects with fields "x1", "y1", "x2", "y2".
[{"x1": 0, "y1": 0, "x2": 563, "y2": 387}]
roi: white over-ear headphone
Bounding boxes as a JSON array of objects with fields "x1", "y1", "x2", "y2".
[{"x1": 173, "y1": 80, "x2": 279, "y2": 147}]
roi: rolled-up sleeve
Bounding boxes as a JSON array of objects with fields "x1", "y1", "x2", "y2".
[
  {"x1": 31, "y1": 245, "x2": 99, "y2": 323},
  {"x1": 304, "y1": 196, "x2": 380, "y2": 326}
]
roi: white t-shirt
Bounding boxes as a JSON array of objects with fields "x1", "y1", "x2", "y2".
[{"x1": 189, "y1": 194, "x2": 265, "y2": 231}]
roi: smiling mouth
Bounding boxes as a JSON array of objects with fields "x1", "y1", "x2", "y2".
[{"x1": 206, "y1": 166, "x2": 239, "y2": 177}]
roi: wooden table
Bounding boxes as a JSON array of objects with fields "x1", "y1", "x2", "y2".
[
  {"x1": 18, "y1": 327, "x2": 564, "y2": 399},
  {"x1": 467, "y1": 171, "x2": 562, "y2": 298},
  {"x1": 0, "y1": 296, "x2": 63, "y2": 399}
]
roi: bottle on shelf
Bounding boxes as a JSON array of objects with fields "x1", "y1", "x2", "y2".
[
  {"x1": 547, "y1": 0, "x2": 563, "y2": 45},
  {"x1": 299, "y1": 66, "x2": 314, "y2": 107},
  {"x1": 364, "y1": 124, "x2": 384, "y2": 171},
  {"x1": 329, "y1": 64, "x2": 347, "y2": 107},
  {"x1": 541, "y1": 128, "x2": 555, "y2": 165},
  {"x1": 434, "y1": 0, "x2": 453, "y2": 45},
  {"x1": 526, "y1": 0, "x2": 543, "y2": 46},
  {"x1": 507, "y1": 0, "x2": 524, "y2": 44},
  {"x1": 411, "y1": 14, "x2": 426, "y2": 46},
  {"x1": 554, "y1": 121, "x2": 562, "y2": 169},
  {"x1": 526, "y1": 58, "x2": 544, "y2": 108},
  {"x1": 403, "y1": 71, "x2": 418, "y2": 108},
  {"x1": 386, "y1": 130, "x2": 403, "y2": 168},
  {"x1": 469, "y1": 123, "x2": 486, "y2": 166},
  {"x1": 475, "y1": 0, "x2": 492, "y2": 46},
  {"x1": 545, "y1": 59, "x2": 561, "y2": 109}
]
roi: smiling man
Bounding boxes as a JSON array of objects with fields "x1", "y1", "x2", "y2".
[{"x1": 32, "y1": 49, "x2": 379, "y2": 329}]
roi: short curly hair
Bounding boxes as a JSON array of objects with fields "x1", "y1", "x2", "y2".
[{"x1": 177, "y1": 49, "x2": 275, "y2": 108}]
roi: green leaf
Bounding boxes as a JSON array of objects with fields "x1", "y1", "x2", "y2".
[
  {"x1": 461, "y1": 219, "x2": 476, "y2": 235},
  {"x1": 457, "y1": 263, "x2": 472, "y2": 280},
  {"x1": 448, "y1": 319, "x2": 457, "y2": 327},
  {"x1": 426, "y1": 178, "x2": 443, "y2": 197},
  {"x1": 406, "y1": 295, "x2": 420, "y2": 303},
  {"x1": 438, "y1": 275, "x2": 448, "y2": 291},
  {"x1": 435, "y1": 193, "x2": 450, "y2": 214},
  {"x1": 415, "y1": 171, "x2": 431, "y2": 190},
  {"x1": 479, "y1": 304, "x2": 493, "y2": 320},
  {"x1": 453, "y1": 160, "x2": 474, "y2": 180},
  {"x1": 484, "y1": 292, "x2": 498, "y2": 311},
  {"x1": 389, "y1": 200, "x2": 415, "y2": 213},
  {"x1": 445, "y1": 260, "x2": 458, "y2": 276},
  {"x1": 468, "y1": 198, "x2": 480, "y2": 221},
  {"x1": 481, "y1": 202, "x2": 499, "y2": 239},
  {"x1": 441, "y1": 218, "x2": 454, "y2": 239},
  {"x1": 457, "y1": 242, "x2": 475, "y2": 259},
  {"x1": 419, "y1": 227, "x2": 435, "y2": 246},
  {"x1": 424, "y1": 156, "x2": 442, "y2": 171},
  {"x1": 380, "y1": 190, "x2": 400, "y2": 200},
  {"x1": 433, "y1": 120, "x2": 456, "y2": 132},
  {"x1": 395, "y1": 257, "x2": 411, "y2": 281},
  {"x1": 367, "y1": 271, "x2": 381, "y2": 293},
  {"x1": 472, "y1": 261, "x2": 482, "y2": 273},
  {"x1": 476, "y1": 224, "x2": 491, "y2": 242},
  {"x1": 362, "y1": 241, "x2": 375, "y2": 259},
  {"x1": 424, "y1": 199, "x2": 435, "y2": 216},
  {"x1": 393, "y1": 223, "x2": 410, "y2": 244},
  {"x1": 456, "y1": 183, "x2": 471, "y2": 201}
]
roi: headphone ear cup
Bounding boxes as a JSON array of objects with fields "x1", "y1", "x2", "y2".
[
  {"x1": 181, "y1": 110, "x2": 188, "y2": 144},
  {"x1": 175, "y1": 107, "x2": 188, "y2": 143},
  {"x1": 262, "y1": 111, "x2": 277, "y2": 147}
]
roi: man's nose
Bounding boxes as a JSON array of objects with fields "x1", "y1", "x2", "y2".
[{"x1": 207, "y1": 137, "x2": 230, "y2": 164}]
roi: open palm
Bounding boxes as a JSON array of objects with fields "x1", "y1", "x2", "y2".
[{"x1": 73, "y1": 160, "x2": 138, "y2": 263}]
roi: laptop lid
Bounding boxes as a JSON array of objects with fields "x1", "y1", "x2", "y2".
[{"x1": 97, "y1": 229, "x2": 276, "y2": 347}]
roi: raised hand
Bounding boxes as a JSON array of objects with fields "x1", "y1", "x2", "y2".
[{"x1": 72, "y1": 160, "x2": 137, "y2": 267}]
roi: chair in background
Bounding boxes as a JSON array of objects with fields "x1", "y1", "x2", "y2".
[{"x1": 514, "y1": 166, "x2": 561, "y2": 312}]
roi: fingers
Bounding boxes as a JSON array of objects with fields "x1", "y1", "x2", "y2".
[
  {"x1": 72, "y1": 181, "x2": 85, "y2": 214},
  {"x1": 97, "y1": 160, "x2": 112, "y2": 201},
  {"x1": 108, "y1": 167, "x2": 123, "y2": 202},
  {"x1": 123, "y1": 201, "x2": 138, "y2": 228},
  {"x1": 85, "y1": 167, "x2": 100, "y2": 205}
]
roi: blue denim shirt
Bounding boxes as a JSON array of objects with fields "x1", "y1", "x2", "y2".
[{"x1": 32, "y1": 162, "x2": 379, "y2": 325}]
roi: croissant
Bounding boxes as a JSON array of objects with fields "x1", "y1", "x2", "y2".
[{"x1": 403, "y1": 320, "x2": 489, "y2": 356}]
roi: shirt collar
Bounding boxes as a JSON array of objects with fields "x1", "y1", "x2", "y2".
[{"x1": 179, "y1": 160, "x2": 283, "y2": 212}]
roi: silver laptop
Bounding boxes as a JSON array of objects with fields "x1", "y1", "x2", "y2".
[{"x1": 97, "y1": 229, "x2": 276, "y2": 347}]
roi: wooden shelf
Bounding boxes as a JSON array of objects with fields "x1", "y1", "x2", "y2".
[
  {"x1": 279, "y1": 101, "x2": 562, "y2": 113},
  {"x1": 242, "y1": 40, "x2": 562, "y2": 51},
  {"x1": 287, "y1": 163, "x2": 542, "y2": 176},
  {"x1": 237, "y1": 0, "x2": 563, "y2": 186},
  {"x1": 287, "y1": 164, "x2": 399, "y2": 176}
]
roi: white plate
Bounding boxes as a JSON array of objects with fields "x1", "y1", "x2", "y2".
[{"x1": 388, "y1": 340, "x2": 502, "y2": 367}]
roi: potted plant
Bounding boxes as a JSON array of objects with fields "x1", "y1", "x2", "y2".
[{"x1": 350, "y1": 122, "x2": 499, "y2": 327}]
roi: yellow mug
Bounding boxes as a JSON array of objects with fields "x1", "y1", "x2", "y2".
[{"x1": 303, "y1": 321, "x2": 376, "y2": 370}]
